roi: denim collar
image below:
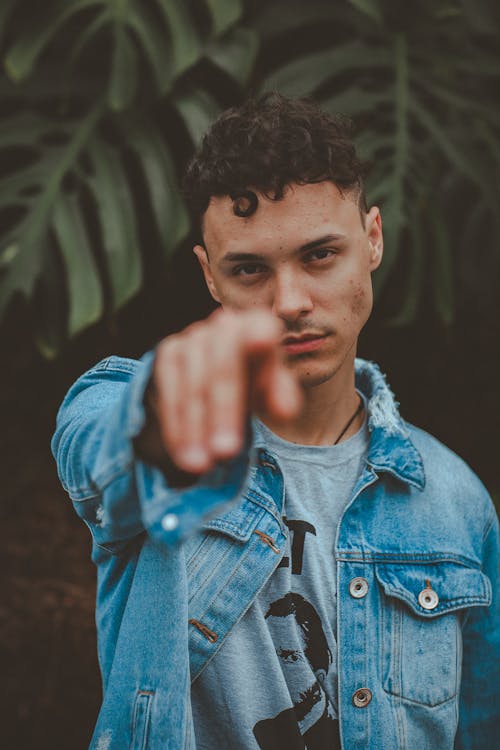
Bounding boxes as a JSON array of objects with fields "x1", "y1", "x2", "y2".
[{"x1": 355, "y1": 358, "x2": 425, "y2": 490}]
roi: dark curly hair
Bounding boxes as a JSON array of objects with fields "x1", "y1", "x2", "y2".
[{"x1": 182, "y1": 92, "x2": 369, "y2": 225}]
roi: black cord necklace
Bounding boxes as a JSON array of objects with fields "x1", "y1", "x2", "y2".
[{"x1": 333, "y1": 395, "x2": 364, "y2": 445}]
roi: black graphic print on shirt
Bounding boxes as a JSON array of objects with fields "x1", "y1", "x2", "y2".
[
  {"x1": 278, "y1": 519, "x2": 317, "y2": 574},
  {"x1": 252, "y1": 519, "x2": 341, "y2": 750}
]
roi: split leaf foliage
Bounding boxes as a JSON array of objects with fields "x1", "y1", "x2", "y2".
[{"x1": 1, "y1": 0, "x2": 499, "y2": 355}]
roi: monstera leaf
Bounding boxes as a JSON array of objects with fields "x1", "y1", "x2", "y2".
[
  {"x1": 0, "y1": 0, "x2": 251, "y2": 354},
  {"x1": 255, "y1": 0, "x2": 500, "y2": 323},
  {"x1": 1, "y1": 0, "x2": 500, "y2": 354}
]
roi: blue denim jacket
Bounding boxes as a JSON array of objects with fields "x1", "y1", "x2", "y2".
[{"x1": 52, "y1": 354, "x2": 500, "y2": 750}]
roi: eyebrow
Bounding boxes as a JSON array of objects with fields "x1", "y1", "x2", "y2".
[{"x1": 220, "y1": 234, "x2": 346, "y2": 264}]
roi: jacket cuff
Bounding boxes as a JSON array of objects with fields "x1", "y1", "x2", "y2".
[{"x1": 129, "y1": 353, "x2": 252, "y2": 545}]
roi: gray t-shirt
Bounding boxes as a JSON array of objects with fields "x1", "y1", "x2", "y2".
[{"x1": 192, "y1": 408, "x2": 369, "y2": 749}]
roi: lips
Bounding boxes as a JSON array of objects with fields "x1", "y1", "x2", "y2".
[{"x1": 282, "y1": 333, "x2": 329, "y2": 355}]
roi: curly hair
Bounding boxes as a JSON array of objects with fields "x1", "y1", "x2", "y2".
[{"x1": 182, "y1": 92, "x2": 369, "y2": 224}]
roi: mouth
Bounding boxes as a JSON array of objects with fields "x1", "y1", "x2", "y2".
[{"x1": 282, "y1": 333, "x2": 329, "y2": 355}]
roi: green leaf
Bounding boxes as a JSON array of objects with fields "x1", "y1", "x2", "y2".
[
  {"x1": 366, "y1": 173, "x2": 393, "y2": 205},
  {"x1": 0, "y1": 160, "x2": 55, "y2": 207},
  {"x1": 413, "y1": 76, "x2": 500, "y2": 129},
  {"x1": 355, "y1": 131, "x2": 393, "y2": 163},
  {"x1": 348, "y1": 0, "x2": 382, "y2": 23},
  {"x1": 0, "y1": 104, "x2": 103, "y2": 318},
  {"x1": 0, "y1": 114, "x2": 64, "y2": 147},
  {"x1": 174, "y1": 89, "x2": 221, "y2": 145},
  {"x1": 430, "y1": 203, "x2": 454, "y2": 325},
  {"x1": 411, "y1": 101, "x2": 497, "y2": 213},
  {"x1": 33, "y1": 247, "x2": 66, "y2": 359},
  {"x1": 251, "y1": 1, "x2": 342, "y2": 39},
  {"x1": 371, "y1": 34, "x2": 409, "y2": 291},
  {"x1": 86, "y1": 137, "x2": 142, "y2": 310},
  {"x1": 0, "y1": 65, "x2": 100, "y2": 100},
  {"x1": 386, "y1": 202, "x2": 425, "y2": 325},
  {"x1": 155, "y1": 0, "x2": 202, "y2": 75},
  {"x1": 259, "y1": 42, "x2": 391, "y2": 97},
  {"x1": 424, "y1": 47, "x2": 500, "y2": 78},
  {"x1": 122, "y1": 117, "x2": 190, "y2": 252},
  {"x1": 52, "y1": 192, "x2": 104, "y2": 335},
  {"x1": 0, "y1": 0, "x2": 17, "y2": 49},
  {"x1": 322, "y1": 87, "x2": 386, "y2": 117},
  {"x1": 4, "y1": 0, "x2": 103, "y2": 81},
  {"x1": 474, "y1": 120, "x2": 500, "y2": 164},
  {"x1": 68, "y1": 9, "x2": 112, "y2": 67},
  {"x1": 127, "y1": 4, "x2": 174, "y2": 94},
  {"x1": 372, "y1": 192, "x2": 405, "y2": 298},
  {"x1": 204, "y1": 0, "x2": 244, "y2": 35},
  {"x1": 109, "y1": 22, "x2": 138, "y2": 110},
  {"x1": 461, "y1": 0, "x2": 500, "y2": 35},
  {"x1": 205, "y1": 27, "x2": 259, "y2": 86}
]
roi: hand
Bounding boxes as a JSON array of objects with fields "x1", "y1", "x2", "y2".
[{"x1": 147, "y1": 308, "x2": 302, "y2": 474}]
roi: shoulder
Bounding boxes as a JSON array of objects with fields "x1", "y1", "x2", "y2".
[
  {"x1": 56, "y1": 353, "x2": 154, "y2": 424},
  {"x1": 69, "y1": 354, "x2": 152, "y2": 392},
  {"x1": 405, "y1": 421, "x2": 495, "y2": 525},
  {"x1": 86, "y1": 354, "x2": 144, "y2": 378}
]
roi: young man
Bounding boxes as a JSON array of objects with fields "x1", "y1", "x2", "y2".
[{"x1": 52, "y1": 94, "x2": 499, "y2": 749}]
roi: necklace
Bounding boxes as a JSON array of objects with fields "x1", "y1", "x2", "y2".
[{"x1": 333, "y1": 395, "x2": 364, "y2": 445}]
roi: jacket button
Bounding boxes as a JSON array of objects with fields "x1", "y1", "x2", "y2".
[
  {"x1": 161, "y1": 513, "x2": 179, "y2": 531},
  {"x1": 349, "y1": 577, "x2": 368, "y2": 598},
  {"x1": 352, "y1": 688, "x2": 372, "y2": 707},
  {"x1": 418, "y1": 587, "x2": 439, "y2": 610}
]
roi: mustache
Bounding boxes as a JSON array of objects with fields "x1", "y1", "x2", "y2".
[{"x1": 281, "y1": 320, "x2": 332, "y2": 336}]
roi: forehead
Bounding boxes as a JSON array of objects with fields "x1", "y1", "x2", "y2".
[{"x1": 202, "y1": 182, "x2": 360, "y2": 256}]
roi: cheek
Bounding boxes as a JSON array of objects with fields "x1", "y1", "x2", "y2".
[
  {"x1": 350, "y1": 281, "x2": 372, "y2": 317},
  {"x1": 351, "y1": 284, "x2": 367, "y2": 317},
  {"x1": 217, "y1": 286, "x2": 265, "y2": 311}
]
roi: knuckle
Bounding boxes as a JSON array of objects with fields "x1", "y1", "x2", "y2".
[
  {"x1": 158, "y1": 334, "x2": 181, "y2": 361},
  {"x1": 184, "y1": 320, "x2": 204, "y2": 338}
]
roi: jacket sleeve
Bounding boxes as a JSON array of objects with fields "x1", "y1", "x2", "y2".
[
  {"x1": 455, "y1": 507, "x2": 500, "y2": 749},
  {"x1": 51, "y1": 353, "x2": 251, "y2": 553}
]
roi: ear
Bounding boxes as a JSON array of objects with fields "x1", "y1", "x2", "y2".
[
  {"x1": 365, "y1": 207, "x2": 383, "y2": 271},
  {"x1": 193, "y1": 245, "x2": 221, "y2": 303}
]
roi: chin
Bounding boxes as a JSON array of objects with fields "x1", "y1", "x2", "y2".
[
  {"x1": 290, "y1": 346, "x2": 353, "y2": 389},
  {"x1": 293, "y1": 360, "x2": 341, "y2": 389}
]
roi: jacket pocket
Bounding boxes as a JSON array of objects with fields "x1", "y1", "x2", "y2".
[
  {"x1": 130, "y1": 689, "x2": 154, "y2": 750},
  {"x1": 375, "y1": 561, "x2": 491, "y2": 707}
]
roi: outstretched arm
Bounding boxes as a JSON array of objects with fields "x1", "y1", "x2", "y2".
[{"x1": 52, "y1": 309, "x2": 301, "y2": 552}]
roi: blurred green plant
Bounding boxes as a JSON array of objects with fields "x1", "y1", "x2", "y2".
[{"x1": 0, "y1": 0, "x2": 499, "y2": 355}]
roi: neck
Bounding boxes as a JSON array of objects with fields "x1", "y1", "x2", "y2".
[{"x1": 260, "y1": 358, "x2": 362, "y2": 446}]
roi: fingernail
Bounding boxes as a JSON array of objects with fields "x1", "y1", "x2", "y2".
[
  {"x1": 211, "y1": 432, "x2": 239, "y2": 454},
  {"x1": 180, "y1": 446, "x2": 208, "y2": 469}
]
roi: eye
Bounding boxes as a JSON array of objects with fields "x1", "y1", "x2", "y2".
[
  {"x1": 277, "y1": 648, "x2": 301, "y2": 663},
  {"x1": 231, "y1": 263, "x2": 266, "y2": 278},
  {"x1": 304, "y1": 248, "x2": 336, "y2": 263}
]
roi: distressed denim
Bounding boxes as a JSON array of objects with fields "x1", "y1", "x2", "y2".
[{"x1": 52, "y1": 355, "x2": 500, "y2": 750}]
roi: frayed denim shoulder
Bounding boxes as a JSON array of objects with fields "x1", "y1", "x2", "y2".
[
  {"x1": 355, "y1": 358, "x2": 425, "y2": 489},
  {"x1": 355, "y1": 358, "x2": 407, "y2": 437}
]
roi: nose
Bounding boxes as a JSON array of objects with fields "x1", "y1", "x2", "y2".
[{"x1": 271, "y1": 269, "x2": 313, "y2": 322}]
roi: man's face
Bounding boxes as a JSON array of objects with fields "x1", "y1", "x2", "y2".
[{"x1": 194, "y1": 181, "x2": 383, "y2": 389}]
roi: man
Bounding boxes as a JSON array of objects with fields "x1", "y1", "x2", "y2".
[{"x1": 52, "y1": 94, "x2": 499, "y2": 749}]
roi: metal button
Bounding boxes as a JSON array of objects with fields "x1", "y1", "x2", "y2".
[
  {"x1": 161, "y1": 513, "x2": 179, "y2": 531},
  {"x1": 418, "y1": 587, "x2": 439, "y2": 610},
  {"x1": 349, "y1": 577, "x2": 368, "y2": 598},
  {"x1": 352, "y1": 688, "x2": 372, "y2": 707}
]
